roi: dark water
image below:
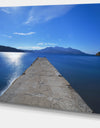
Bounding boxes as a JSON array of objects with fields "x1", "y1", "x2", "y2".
[{"x1": 0, "y1": 52, "x2": 100, "y2": 113}]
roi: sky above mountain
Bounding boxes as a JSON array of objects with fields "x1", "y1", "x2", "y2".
[{"x1": 0, "y1": 4, "x2": 100, "y2": 54}]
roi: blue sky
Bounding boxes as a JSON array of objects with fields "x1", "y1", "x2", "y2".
[{"x1": 0, "y1": 4, "x2": 100, "y2": 54}]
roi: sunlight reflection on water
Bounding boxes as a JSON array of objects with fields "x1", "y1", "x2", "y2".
[
  {"x1": 1, "y1": 52, "x2": 25, "y2": 66},
  {"x1": 0, "y1": 52, "x2": 25, "y2": 95}
]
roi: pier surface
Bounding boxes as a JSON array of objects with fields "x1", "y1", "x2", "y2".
[{"x1": 0, "y1": 57, "x2": 92, "y2": 113}]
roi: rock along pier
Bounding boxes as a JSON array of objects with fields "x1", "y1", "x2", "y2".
[{"x1": 0, "y1": 57, "x2": 92, "y2": 113}]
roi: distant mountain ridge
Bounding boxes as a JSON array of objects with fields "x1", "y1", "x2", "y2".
[
  {"x1": 34, "y1": 46, "x2": 87, "y2": 55},
  {"x1": 0, "y1": 45, "x2": 88, "y2": 55}
]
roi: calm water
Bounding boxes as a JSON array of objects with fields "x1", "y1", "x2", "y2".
[{"x1": 0, "y1": 52, "x2": 100, "y2": 113}]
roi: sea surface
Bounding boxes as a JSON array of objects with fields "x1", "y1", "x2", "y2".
[{"x1": 0, "y1": 52, "x2": 100, "y2": 113}]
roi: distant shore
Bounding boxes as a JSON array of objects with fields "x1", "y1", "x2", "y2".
[{"x1": 0, "y1": 45, "x2": 95, "y2": 55}]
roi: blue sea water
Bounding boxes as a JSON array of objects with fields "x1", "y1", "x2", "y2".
[{"x1": 0, "y1": 52, "x2": 100, "y2": 113}]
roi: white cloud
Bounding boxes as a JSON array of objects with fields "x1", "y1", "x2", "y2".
[
  {"x1": 24, "y1": 5, "x2": 74, "y2": 25},
  {"x1": 37, "y1": 43, "x2": 44, "y2": 45},
  {"x1": 37, "y1": 42, "x2": 56, "y2": 46},
  {"x1": 18, "y1": 42, "x2": 56, "y2": 50},
  {"x1": 13, "y1": 32, "x2": 35, "y2": 36},
  {"x1": 32, "y1": 46, "x2": 45, "y2": 50}
]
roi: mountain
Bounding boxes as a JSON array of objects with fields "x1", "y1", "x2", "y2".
[
  {"x1": 34, "y1": 46, "x2": 87, "y2": 55},
  {"x1": 0, "y1": 45, "x2": 24, "y2": 52},
  {"x1": 0, "y1": 45, "x2": 88, "y2": 55},
  {"x1": 96, "y1": 52, "x2": 100, "y2": 56}
]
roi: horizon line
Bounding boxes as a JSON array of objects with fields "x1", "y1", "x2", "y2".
[{"x1": 0, "y1": 44, "x2": 96, "y2": 55}]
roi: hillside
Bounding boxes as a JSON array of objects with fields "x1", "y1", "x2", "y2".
[
  {"x1": 0, "y1": 45, "x2": 24, "y2": 52},
  {"x1": 96, "y1": 52, "x2": 100, "y2": 56}
]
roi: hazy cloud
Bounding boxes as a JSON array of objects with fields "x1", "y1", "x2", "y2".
[
  {"x1": 18, "y1": 42, "x2": 56, "y2": 51},
  {"x1": 2, "y1": 34, "x2": 12, "y2": 38},
  {"x1": 1, "y1": 8, "x2": 11, "y2": 14},
  {"x1": 7, "y1": 35, "x2": 12, "y2": 38},
  {"x1": 18, "y1": 46, "x2": 45, "y2": 50},
  {"x1": 1, "y1": 7, "x2": 19, "y2": 14},
  {"x1": 24, "y1": 16, "x2": 33, "y2": 24},
  {"x1": 44, "y1": 43, "x2": 56, "y2": 46},
  {"x1": 24, "y1": 5, "x2": 74, "y2": 25}
]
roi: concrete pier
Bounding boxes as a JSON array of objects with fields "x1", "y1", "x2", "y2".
[{"x1": 0, "y1": 57, "x2": 92, "y2": 113}]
